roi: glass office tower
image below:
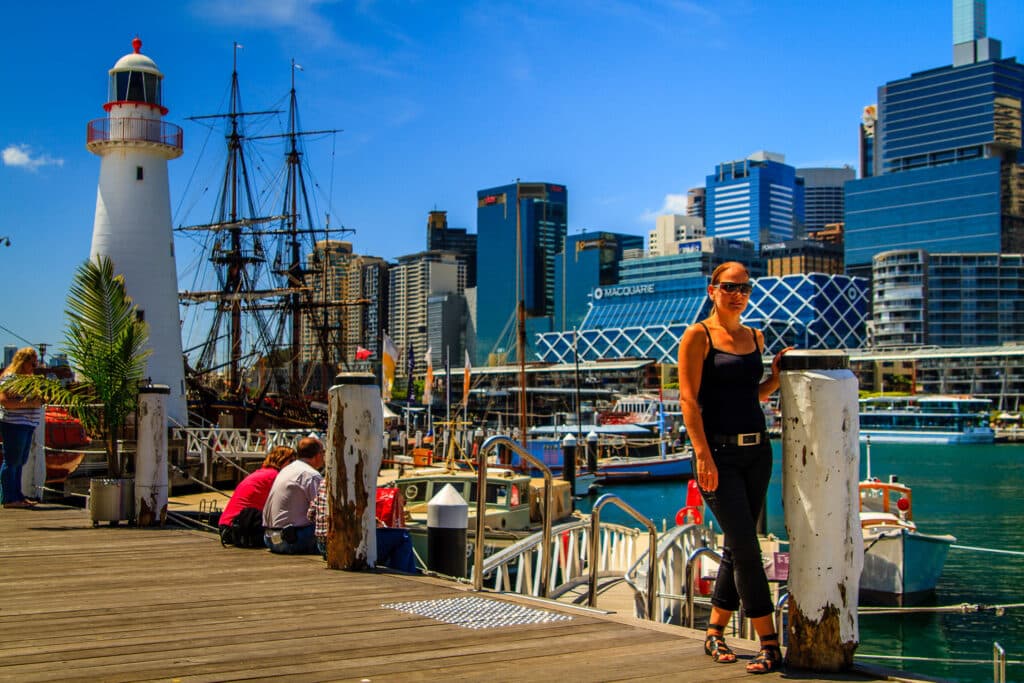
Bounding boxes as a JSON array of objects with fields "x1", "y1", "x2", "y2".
[{"x1": 475, "y1": 182, "x2": 567, "y2": 364}]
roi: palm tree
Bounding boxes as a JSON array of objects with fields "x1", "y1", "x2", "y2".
[{"x1": 6, "y1": 257, "x2": 150, "y2": 476}]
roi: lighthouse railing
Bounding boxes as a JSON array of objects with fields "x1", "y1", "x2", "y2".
[{"x1": 87, "y1": 118, "x2": 183, "y2": 151}]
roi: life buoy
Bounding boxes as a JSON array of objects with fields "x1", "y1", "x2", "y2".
[
  {"x1": 404, "y1": 484, "x2": 419, "y2": 502},
  {"x1": 675, "y1": 505, "x2": 702, "y2": 527}
]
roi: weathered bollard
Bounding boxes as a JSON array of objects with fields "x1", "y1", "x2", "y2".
[
  {"x1": 326, "y1": 372, "x2": 384, "y2": 570},
  {"x1": 779, "y1": 350, "x2": 861, "y2": 671},
  {"x1": 135, "y1": 385, "x2": 169, "y2": 526},
  {"x1": 21, "y1": 406, "x2": 46, "y2": 501},
  {"x1": 427, "y1": 483, "x2": 468, "y2": 578},
  {"x1": 562, "y1": 433, "x2": 576, "y2": 510}
]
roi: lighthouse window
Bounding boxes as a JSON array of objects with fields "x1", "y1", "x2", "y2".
[
  {"x1": 113, "y1": 71, "x2": 161, "y2": 105},
  {"x1": 136, "y1": 166, "x2": 144, "y2": 181}
]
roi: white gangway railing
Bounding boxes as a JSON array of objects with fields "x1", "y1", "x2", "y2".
[
  {"x1": 171, "y1": 427, "x2": 312, "y2": 480},
  {"x1": 624, "y1": 522, "x2": 715, "y2": 623},
  {"x1": 476, "y1": 517, "x2": 645, "y2": 601}
]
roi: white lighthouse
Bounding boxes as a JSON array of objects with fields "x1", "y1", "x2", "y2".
[{"x1": 87, "y1": 37, "x2": 186, "y2": 425}]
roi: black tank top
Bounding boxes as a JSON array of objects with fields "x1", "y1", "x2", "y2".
[{"x1": 697, "y1": 322, "x2": 766, "y2": 435}]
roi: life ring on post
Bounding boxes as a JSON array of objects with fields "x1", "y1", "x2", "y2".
[{"x1": 675, "y1": 505, "x2": 702, "y2": 527}]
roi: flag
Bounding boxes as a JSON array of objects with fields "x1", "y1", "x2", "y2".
[
  {"x1": 355, "y1": 346, "x2": 372, "y2": 361},
  {"x1": 406, "y1": 343, "x2": 415, "y2": 380},
  {"x1": 423, "y1": 346, "x2": 433, "y2": 406},
  {"x1": 382, "y1": 333, "x2": 398, "y2": 401},
  {"x1": 463, "y1": 349, "x2": 472, "y2": 407}
]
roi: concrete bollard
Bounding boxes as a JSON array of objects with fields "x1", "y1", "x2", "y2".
[
  {"x1": 427, "y1": 483, "x2": 468, "y2": 578},
  {"x1": 135, "y1": 386, "x2": 169, "y2": 526},
  {"x1": 22, "y1": 406, "x2": 46, "y2": 501},
  {"x1": 779, "y1": 350, "x2": 862, "y2": 671},
  {"x1": 325, "y1": 372, "x2": 384, "y2": 570},
  {"x1": 561, "y1": 433, "x2": 576, "y2": 510}
]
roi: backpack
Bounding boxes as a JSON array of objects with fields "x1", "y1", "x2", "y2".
[{"x1": 220, "y1": 507, "x2": 265, "y2": 548}]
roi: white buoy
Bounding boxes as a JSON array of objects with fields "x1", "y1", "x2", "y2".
[
  {"x1": 779, "y1": 350, "x2": 862, "y2": 671},
  {"x1": 325, "y1": 373, "x2": 383, "y2": 570},
  {"x1": 427, "y1": 483, "x2": 468, "y2": 578},
  {"x1": 87, "y1": 37, "x2": 186, "y2": 425},
  {"x1": 135, "y1": 385, "x2": 169, "y2": 526}
]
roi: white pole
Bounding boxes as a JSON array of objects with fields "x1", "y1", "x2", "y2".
[
  {"x1": 135, "y1": 385, "x2": 169, "y2": 526},
  {"x1": 21, "y1": 406, "x2": 46, "y2": 500},
  {"x1": 780, "y1": 350, "x2": 861, "y2": 671}
]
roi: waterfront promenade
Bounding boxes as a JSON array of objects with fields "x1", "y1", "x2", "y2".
[{"x1": 0, "y1": 505, "x2": 920, "y2": 682}]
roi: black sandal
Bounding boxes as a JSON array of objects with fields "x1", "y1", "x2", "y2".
[
  {"x1": 703, "y1": 625, "x2": 737, "y2": 663},
  {"x1": 746, "y1": 634, "x2": 782, "y2": 675}
]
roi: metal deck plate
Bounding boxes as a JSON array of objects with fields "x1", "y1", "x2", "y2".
[{"x1": 383, "y1": 596, "x2": 573, "y2": 629}]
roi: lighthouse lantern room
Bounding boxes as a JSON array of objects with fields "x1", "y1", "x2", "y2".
[{"x1": 88, "y1": 37, "x2": 186, "y2": 425}]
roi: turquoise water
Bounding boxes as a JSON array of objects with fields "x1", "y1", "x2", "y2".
[{"x1": 577, "y1": 442, "x2": 1024, "y2": 683}]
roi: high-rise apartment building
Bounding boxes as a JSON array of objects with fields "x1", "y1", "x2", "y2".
[
  {"x1": 872, "y1": 250, "x2": 1024, "y2": 348},
  {"x1": 388, "y1": 250, "x2": 464, "y2": 375},
  {"x1": 844, "y1": 1, "x2": 1024, "y2": 278},
  {"x1": 300, "y1": 241, "x2": 389, "y2": 373},
  {"x1": 799, "y1": 167, "x2": 855, "y2": 233},
  {"x1": 475, "y1": 182, "x2": 567, "y2": 364},
  {"x1": 648, "y1": 214, "x2": 705, "y2": 256},
  {"x1": 705, "y1": 151, "x2": 805, "y2": 249},
  {"x1": 686, "y1": 187, "x2": 706, "y2": 220},
  {"x1": 426, "y1": 210, "x2": 478, "y2": 288}
]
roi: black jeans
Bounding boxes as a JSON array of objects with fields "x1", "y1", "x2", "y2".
[{"x1": 697, "y1": 440, "x2": 774, "y2": 619}]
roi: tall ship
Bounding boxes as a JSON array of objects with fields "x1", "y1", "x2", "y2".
[
  {"x1": 858, "y1": 395, "x2": 995, "y2": 444},
  {"x1": 176, "y1": 47, "x2": 353, "y2": 429}
]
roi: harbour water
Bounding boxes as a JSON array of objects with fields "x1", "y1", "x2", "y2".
[{"x1": 578, "y1": 441, "x2": 1024, "y2": 683}]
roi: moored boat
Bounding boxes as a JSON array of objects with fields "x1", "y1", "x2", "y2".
[
  {"x1": 859, "y1": 394, "x2": 994, "y2": 444},
  {"x1": 859, "y1": 475, "x2": 955, "y2": 605}
]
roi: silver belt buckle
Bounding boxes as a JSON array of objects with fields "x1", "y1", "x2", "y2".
[{"x1": 738, "y1": 432, "x2": 760, "y2": 446}]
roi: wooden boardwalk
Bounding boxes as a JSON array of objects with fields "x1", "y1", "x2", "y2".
[{"x1": 0, "y1": 504, "x2": 919, "y2": 682}]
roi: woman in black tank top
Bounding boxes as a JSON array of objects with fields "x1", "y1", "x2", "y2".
[{"x1": 678, "y1": 261, "x2": 791, "y2": 674}]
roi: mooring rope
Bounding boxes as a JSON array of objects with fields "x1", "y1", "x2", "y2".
[
  {"x1": 859, "y1": 602, "x2": 1024, "y2": 616},
  {"x1": 951, "y1": 543, "x2": 1024, "y2": 557},
  {"x1": 856, "y1": 653, "x2": 1024, "y2": 666}
]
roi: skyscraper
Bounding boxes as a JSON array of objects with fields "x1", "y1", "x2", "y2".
[
  {"x1": 388, "y1": 250, "x2": 464, "y2": 374},
  {"x1": 426, "y1": 210, "x2": 478, "y2": 288},
  {"x1": 475, "y1": 182, "x2": 567, "y2": 364},
  {"x1": 705, "y1": 151, "x2": 805, "y2": 249},
  {"x1": 799, "y1": 167, "x2": 855, "y2": 233},
  {"x1": 844, "y1": 1, "x2": 1024, "y2": 277}
]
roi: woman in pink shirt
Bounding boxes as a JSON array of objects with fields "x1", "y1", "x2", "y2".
[{"x1": 219, "y1": 446, "x2": 295, "y2": 546}]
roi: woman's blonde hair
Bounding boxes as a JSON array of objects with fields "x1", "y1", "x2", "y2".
[
  {"x1": 262, "y1": 445, "x2": 296, "y2": 470},
  {"x1": 709, "y1": 261, "x2": 750, "y2": 286},
  {"x1": 2, "y1": 347, "x2": 38, "y2": 378}
]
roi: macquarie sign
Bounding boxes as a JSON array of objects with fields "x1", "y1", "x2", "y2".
[{"x1": 592, "y1": 283, "x2": 655, "y2": 300}]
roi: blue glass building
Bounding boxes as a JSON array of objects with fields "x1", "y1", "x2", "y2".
[
  {"x1": 705, "y1": 152, "x2": 805, "y2": 249},
  {"x1": 553, "y1": 231, "x2": 643, "y2": 333},
  {"x1": 844, "y1": 22, "x2": 1024, "y2": 277},
  {"x1": 476, "y1": 182, "x2": 567, "y2": 364}
]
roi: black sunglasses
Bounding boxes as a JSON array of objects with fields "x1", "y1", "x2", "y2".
[{"x1": 715, "y1": 281, "x2": 753, "y2": 295}]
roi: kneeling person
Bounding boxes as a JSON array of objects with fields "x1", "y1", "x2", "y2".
[{"x1": 263, "y1": 437, "x2": 324, "y2": 554}]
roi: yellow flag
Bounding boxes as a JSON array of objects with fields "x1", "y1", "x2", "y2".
[
  {"x1": 463, "y1": 349, "x2": 472, "y2": 407},
  {"x1": 423, "y1": 346, "x2": 433, "y2": 405},
  {"x1": 382, "y1": 332, "x2": 398, "y2": 401}
]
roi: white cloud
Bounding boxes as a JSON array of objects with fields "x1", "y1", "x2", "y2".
[
  {"x1": 191, "y1": 0, "x2": 342, "y2": 47},
  {"x1": 2, "y1": 144, "x2": 64, "y2": 171},
  {"x1": 639, "y1": 193, "x2": 688, "y2": 222}
]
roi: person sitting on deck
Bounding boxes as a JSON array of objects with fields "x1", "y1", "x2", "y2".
[
  {"x1": 262, "y1": 436, "x2": 324, "y2": 554},
  {"x1": 218, "y1": 446, "x2": 295, "y2": 547}
]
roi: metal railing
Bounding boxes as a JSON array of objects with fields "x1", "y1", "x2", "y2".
[
  {"x1": 589, "y1": 493, "x2": 658, "y2": 620},
  {"x1": 479, "y1": 517, "x2": 643, "y2": 599},
  {"x1": 685, "y1": 547, "x2": 724, "y2": 629},
  {"x1": 87, "y1": 117, "x2": 183, "y2": 151},
  {"x1": 474, "y1": 435, "x2": 554, "y2": 596},
  {"x1": 624, "y1": 522, "x2": 713, "y2": 623}
]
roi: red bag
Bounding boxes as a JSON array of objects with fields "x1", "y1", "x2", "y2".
[{"x1": 376, "y1": 487, "x2": 405, "y2": 528}]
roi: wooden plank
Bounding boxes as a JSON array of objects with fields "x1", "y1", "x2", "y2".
[{"x1": 0, "y1": 504, "x2": 903, "y2": 683}]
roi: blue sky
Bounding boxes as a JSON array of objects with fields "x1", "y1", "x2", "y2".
[{"x1": 2, "y1": 0, "x2": 1022, "y2": 356}]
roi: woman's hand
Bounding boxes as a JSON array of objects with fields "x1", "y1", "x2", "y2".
[
  {"x1": 771, "y1": 346, "x2": 795, "y2": 379},
  {"x1": 694, "y1": 452, "x2": 718, "y2": 491}
]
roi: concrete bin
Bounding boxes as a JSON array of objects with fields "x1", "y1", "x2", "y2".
[{"x1": 89, "y1": 478, "x2": 136, "y2": 526}]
